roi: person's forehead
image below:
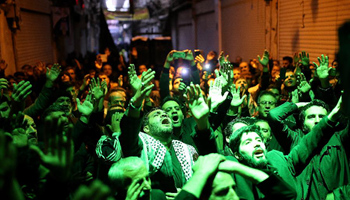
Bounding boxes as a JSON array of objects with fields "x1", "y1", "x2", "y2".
[
  {"x1": 124, "y1": 165, "x2": 149, "y2": 180},
  {"x1": 260, "y1": 94, "x2": 276, "y2": 101},
  {"x1": 286, "y1": 71, "x2": 294, "y2": 76},
  {"x1": 162, "y1": 100, "x2": 180, "y2": 109},
  {"x1": 212, "y1": 172, "x2": 235, "y2": 188},
  {"x1": 232, "y1": 122, "x2": 247, "y2": 132},
  {"x1": 110, "y1": 91, "x2": 126, "y2": 98},
  {"x1": 241, "y1": 132, "x2": 261, "y2": 142},
  {"x1": 239, "y1": 62, "x2": 248, "y2": 67},
  {"x1": 305, "y1": 105, "x2": 327, "y2": 116},
  {"x1": 237, "y1": 79, "x2": 246, "y2": 83},
  {"x1": 149, "y1": 109, "x2": 165, "y2": 117},
  {"x1": 256, "y1": 121, "x2": 270, "y2": 129}
]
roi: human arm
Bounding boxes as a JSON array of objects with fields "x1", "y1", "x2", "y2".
[
  {"x1": 287, "y1": 96, "x2": 343, "y2": 176},
  {"x1": 160, "y1": 51, "x2": 175, "y2": 100},
  {"x1": 0, "y1": 131, "x2": 25, "y2": 200},
  {"x1": 219, "y1": 160, "x2": 296, "y2": 199},
  {"x1": 30, "y1": 116, "x2": 74, "y2": 200},
  {"x1": 176, "y1": 154, "x2": 226, "y2": 199},
  {"x1": 23, "y1": 64, "x2": 61, "y2": 118},
  {"x1": 10, "y1": 80, "x2": 32, "y2": 114},
  {"x1": 119, "y1": 65, "x2": 154, "y2": 157},
  {"x1": 267, "y1": 102, "x2": 302, "y2": 152}
]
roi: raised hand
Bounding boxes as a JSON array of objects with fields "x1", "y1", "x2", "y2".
[
  {"x1": 193, "y1": 153, "x2": 226, "y2": 174},
  {"x1": 128, "y1": 64, "x2": 155, "y2": 107},
  {"x1": 208, "y1": 78, "x2": 229, "y2": 112},
  {"x1": 0, "y1": 78, "x2": 8, "y2": 91},
  {"x1": 257, "y1": 49, "x2": 269, "y2": 66},
  {"x1": 230, "y1": 84, "x2": 246, "y2": 107},
  {"x1": 89, "y1": 78, "x2": 105, "y2": 100},
  {"x1": 46, "y1": 63, "x2": 61, "y2": 83},
  {"x1": 299, "y1": 51, "x2": 310, "y2": 66},
  {"x1": 293, "y1": 52, "x2": 300, "y2": 66},
  {"x1": 291, "y1": 89, "x2": 299, "y2": 103},
  {"x1": 215, "y1": 61, "x2": 234, "y2": 90},
  {"x1": 185, "y1": 83, "x2": 209, "y2": 126},
  {"x1": 30, "y1": 116, "x2": 74, "y2": 182},
  {"x1": 12, "y1": 81, "x2": 32, "y2": 103},
  {"x1": 313, "y1": 54, "x2": 330, "y2": 79},
  {"x1": 76, "y1": 97, "x2": 94, "y2": 116},
  {"x1": 218, "y1": 51, "x2": 230, "y2": 67},
  {"x1": 36, "y1": 61, "x2": 46, "y2": 73},
  {"x1": 328, "y1": 95, "x2": 343, "y2": 122},
  {"x1": 195, "y1": 54, "x2": 205, "y2": 64},
  {"x1": 178, "y1": 80, "x2": 187, "y2": 96},
  {"x1": 164, "y1": 50, "x2": 177, "y2": 69},
  {"x1": 297, "y1": 73, "x2": 311, "y2": 93}
]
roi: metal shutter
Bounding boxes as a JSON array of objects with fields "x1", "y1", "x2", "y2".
[
  {"x1": 278, "y1": 0, "x2": 350, "y2": 63},
  {"x1": 15, "y1": 0, "x2": 53, "y2": 69},
  {"x1": 221, "y1": 0, "x2": 266, "y2": 60}
]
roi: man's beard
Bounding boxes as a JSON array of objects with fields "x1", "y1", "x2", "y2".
[
  {"x1": 148, "y1": 123, "x2": 172, "y2": 139},
  {"x1": 238, "y1": 152, "x2": 268, "y2": 169}
]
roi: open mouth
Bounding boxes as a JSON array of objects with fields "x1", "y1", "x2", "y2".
[
  {"x1": 172, "y1": 115, "x2": 179, "y2": 123},
  {"x1": 254, "y1": 149, "x2": 264, "y2": 158},
  {"x1": 161, "y1": 118, "x2": 171, "y2": 125}
]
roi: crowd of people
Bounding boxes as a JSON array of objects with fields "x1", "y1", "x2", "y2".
[{"x1": 0, "y1": 37, "x2": 348, "y2": 200}]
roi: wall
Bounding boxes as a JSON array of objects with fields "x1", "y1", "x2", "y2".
[
  {"x1": 221, "y1": 0, "x2": 266, "y2": 61},
  {"x1": 278, "y1": 0, "x2": 350, "y2": 63},
  {"x1": 0, "y1": 11, "x2": 16, "y2": 76}
]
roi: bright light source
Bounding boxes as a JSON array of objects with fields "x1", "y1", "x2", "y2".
[
  {"x1": 106, "y1": 0, "x2": 117, "y2": 11},
  {"x1": 181, "y1": 68, "x2": 188, "y2": 75},
  {"x1": 205, "y1": 64, "x2": 210, "y2": 69}
]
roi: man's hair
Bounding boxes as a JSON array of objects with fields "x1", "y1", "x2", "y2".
[
  {"x1": 273, "y1": 60, "x2": 280, "y2": 65},
  {"x1": 224, "y1": 117, "x2": 255, "y2": 137},
  {"x1": 282, "y1": 56, "x2": 293, "y2": 64},
  {"x1": 229, "y1": 125, "x2": 263, "y2": 154},
  {"x1": 53, "y1": 90, "x2": 73, "y2": 104},
  {"x1": 108, "y1": 157, "x2": 146, "y2": 190},
  {"x1": 108, "y1": 87, "x2": 127, "y2": 102},
  {"x1": 266, "y1": 84, "x2": 281, "y2": 94},
  {"x1": 161, "y1": 96, "x2": 182, "y2": 108},
  {"x1": 142, "y1": 107, "x2": 161, "y2": 128},
  {"x1": 299, "y1": 99, "x2": 329, "y2": 123},
  {"x1": 41, "y1": 104, "x2": 70, "y2": 122},
  {"x1": 257, "y1": 90, "x2": 277, "y2": 104}
]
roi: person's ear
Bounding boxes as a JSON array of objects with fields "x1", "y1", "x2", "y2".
[
  {"x1": 143, "y1": 125, "x2": 149, "y2": 133},
  {"x1": 234, "y1": 152, "x2": 242, "y2": 161}
]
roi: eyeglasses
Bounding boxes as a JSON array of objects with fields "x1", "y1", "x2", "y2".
[{"x1": 259, "y1": 101, "x2": 276, "y2": 106}]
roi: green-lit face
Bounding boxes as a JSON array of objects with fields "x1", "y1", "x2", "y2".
[
  {"x1": 258, "y1": 95, "x2": 277, "y2": 118},
  {"x1": 209, "y1": 172, "x2": 239, "y2": 200},
  {"x1": 303, "y1": 106, "x2": 327, "y2": 132},
  {"x1": 161, "y1": 100, "x2": 184, "y2": 128}
]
